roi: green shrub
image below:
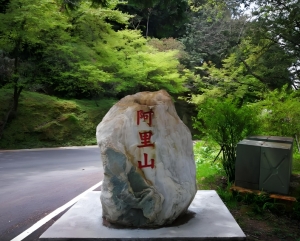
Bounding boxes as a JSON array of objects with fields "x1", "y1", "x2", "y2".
[
  {"x1": 194, "y1": 99, "x2": 258, "y2": 182},
  {"x1": 254, "y1": 86, "x2": 300, "y2": 153}
]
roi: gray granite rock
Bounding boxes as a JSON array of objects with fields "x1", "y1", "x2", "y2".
[{"x1": 96, "y1": 90, "x2": 197, "y2": 227}]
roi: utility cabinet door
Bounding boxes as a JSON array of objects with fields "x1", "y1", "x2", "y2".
[
  {"x1": 259, "y1": 142, "x2": 292, "y2": 195},
  {"x1": 267, "y1": 136, "x2": 293, "y2": 175},
  {"x1": 235, "y1": 140, "x2": 263, "y2": 190}
]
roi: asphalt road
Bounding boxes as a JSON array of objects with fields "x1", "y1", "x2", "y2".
[{"x1": 0, "y1": 146, "x2": 103, "y2": 241}]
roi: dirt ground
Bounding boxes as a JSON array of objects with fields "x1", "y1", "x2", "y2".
[
  {"x1": 216, "y1": 174, "x2": 300, "y2": 241},
  {"x1": 230, "y1": 203, "x2": 300, "y2": 240}
]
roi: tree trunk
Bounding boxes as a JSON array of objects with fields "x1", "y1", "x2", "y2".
[
  {"x1": 0, "y1": 97, "x2": 14, "y2": 140},
  {"x1": 0, "y1": 51, "x2": 23, "y2": 139},
  {"x1": 0, "y1": 86, "x2": 23, "y2": 139},
  {"x1": 13, "y1": 85, "x2": 23, "y2": 112},
  {"x1": 146, "y1": 8, "x2": 152, "y2": 38}
]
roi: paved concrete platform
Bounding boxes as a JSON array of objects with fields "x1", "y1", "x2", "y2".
[{"x1": 39, "y1": 190, "x2": 246, "y2": 241}]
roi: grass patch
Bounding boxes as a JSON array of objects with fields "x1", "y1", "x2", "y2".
[
  {"x1": 194, "y1": 141, "x2": 238, "y2": 207},
  {"x1": 0, "y1": 89, "x2": 117, "y2": 149},
  {"x1": 194, "y1": 141, "x2": 224, "y2": 190},
  {"x1": 293, "y1": 152, "x2": 300, "y2": 175}
]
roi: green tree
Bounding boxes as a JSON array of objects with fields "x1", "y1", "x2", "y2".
[
  {"x1": 242, "y1": 0, "x2": 300, "y2": 88},
  {"x1": 42, "y1": 4, "x2": 189, "y2": 98},
  {"x1": 0, "y1": 0, "x2": 70, "y2": 111},
  {"x1": 234, "y1": 36, "x2": 295, "y2": 90},
  {"x1": 0, "y1": 0, "x2": 71, "y2": 138},
  {"x1": 0, "y1": 0, "x2": 190, "y2": 116},
  {"x1": 37, "y1": 2, "x2": 130, "y2": 98},
  {"x1": 100, "y1": 30, "x2": 189, "y2": 96},
  {"x1": 190, "y1": 34, "x2": 295, "y2": 107},
  {"x1": 180, "y1": 0, "x2": 248, "y2": 69}
]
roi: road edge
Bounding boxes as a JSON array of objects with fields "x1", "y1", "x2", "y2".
[{"x1": 11, "y1": 180, "x2": 103, "y2": 241}]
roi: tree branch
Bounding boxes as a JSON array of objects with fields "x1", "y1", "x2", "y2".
[{"x1": 240, "y1": 59, "x2": 266, "y2": 83}]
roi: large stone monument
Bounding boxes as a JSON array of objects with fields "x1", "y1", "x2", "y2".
[
  {"x1": 96, "y1": 90, "x2": 197, "y2": 227},
  {"x1": 39, "y1": 90, "x2": 246, "y2": 240}
]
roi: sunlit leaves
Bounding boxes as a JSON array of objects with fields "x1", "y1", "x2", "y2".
[
  {"x1": 253, "y1": 86, "x2": 300, "y2": 140},
  {"x1": 0, "y1": 0, "x2": 69, "y2": 52},
  {"x1": 95, "y1": 29, "x2": 188, "y2": 95}
]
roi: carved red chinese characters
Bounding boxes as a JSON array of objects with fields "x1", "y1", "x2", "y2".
[{"x1": 137, "y1": 110, "x2": 155, "y2": 169}]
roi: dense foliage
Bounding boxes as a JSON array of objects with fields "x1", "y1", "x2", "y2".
[
  {"x1": 0, "y1": 0, "x2": 189, "y2": 99},
  {"x1": 0, "y1": 0, "x2": 192, "y2": 136},
  {"x1": 253, "y1": 86, "x2": 300, "y2": 151}
]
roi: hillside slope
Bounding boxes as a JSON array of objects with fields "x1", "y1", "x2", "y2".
[{"x1": 0, "y1": 89, "x2": 116, "y2": 149}]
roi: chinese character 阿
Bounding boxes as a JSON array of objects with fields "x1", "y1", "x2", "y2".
[
  {"x1": 138, "y1": 153, "x2": 155, "y2": 169},
  {"x1": 137, "y1": 131, "x2": 154, "y2": 148},
  {"x1": 137, "y1": 110, "x2": 154, "y2": 127}
]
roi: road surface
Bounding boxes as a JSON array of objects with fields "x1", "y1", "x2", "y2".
[{"x1": 0, "y1": 146, "x2": 103, "y2": 241}]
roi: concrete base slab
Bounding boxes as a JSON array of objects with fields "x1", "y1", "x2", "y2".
[{"x1": 39, "y1": 190, "x2": 246, "y2": 240}]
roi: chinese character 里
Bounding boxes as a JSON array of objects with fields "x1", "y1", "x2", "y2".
[{"x1": 138, "y1": 131, "x2": 154, "y2": 148}]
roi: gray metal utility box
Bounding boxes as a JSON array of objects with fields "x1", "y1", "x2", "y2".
[{"x1": 235, "y1": 136, "x2": 293, "y2": 195}]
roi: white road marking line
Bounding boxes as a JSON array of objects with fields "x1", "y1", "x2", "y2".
[{"x1": 11, "y1": 180, "x2": 103, "y2": 241}]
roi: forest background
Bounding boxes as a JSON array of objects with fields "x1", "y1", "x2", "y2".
[{"x1": 1, "y1": 0, "x2": 300, "y2": 175}]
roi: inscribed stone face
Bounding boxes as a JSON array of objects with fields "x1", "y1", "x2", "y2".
[{"x1": 96, "y1": 90, "x2": 196, "y2": 227}]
